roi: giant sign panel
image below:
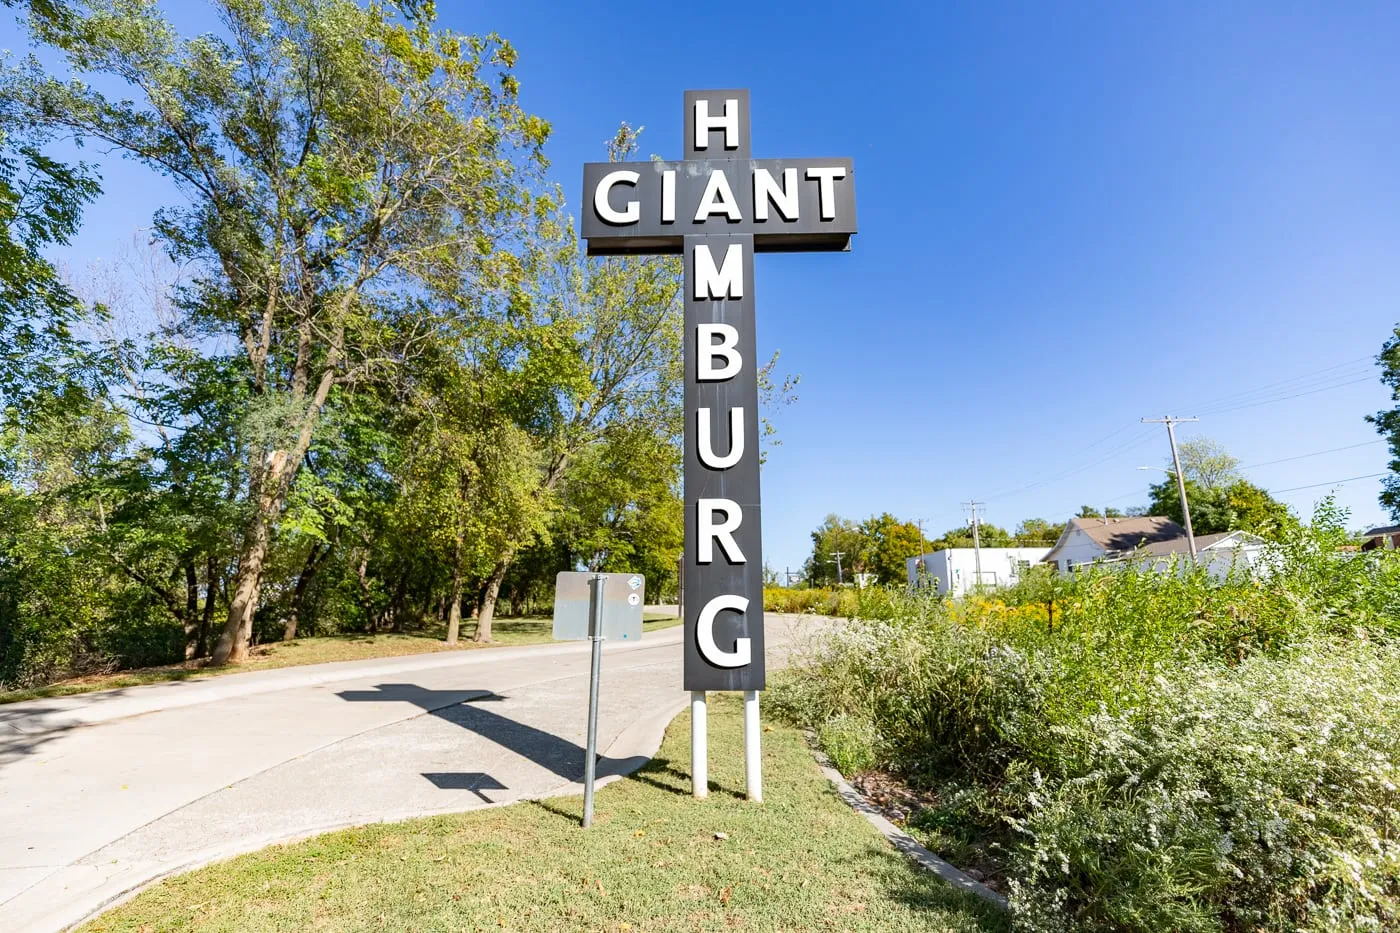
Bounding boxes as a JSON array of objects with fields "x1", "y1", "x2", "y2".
[{"x1": 581, "y1": 90, "x2": 856, "y2": 691}]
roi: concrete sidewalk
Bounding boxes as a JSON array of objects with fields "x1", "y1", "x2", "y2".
[{"x1": 0, "y1": 614, "x2": 820, "y2": 933}]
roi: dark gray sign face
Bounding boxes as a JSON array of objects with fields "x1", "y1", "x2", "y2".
[
  {"x1": 580, "y1": 90, "x2": 855, "y2": 692},
  {"x1": 682, "y1": 232, "x2": 765, "y2": 690}
]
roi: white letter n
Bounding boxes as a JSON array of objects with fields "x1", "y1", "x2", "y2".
[{"x1": 694, "y1": 243, "x2": 744, "y2": 299}]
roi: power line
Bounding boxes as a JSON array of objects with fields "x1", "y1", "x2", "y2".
[
  {"x1": 983, "y1": 426, "x2": 1158, "y2": 502},
  {"x1": 1174, "y1": 355, "x2": 1374, "y2": 413},
  {"x1": 1272, "y1": 472, "x2": 1387, "y2": 494},
  {"x1": 1241, "y1": 440, "x2": 1385, "y2": 470},
  {"x1": 983, "y1": 356, "x2": 1381, "y2": 507},
  {"x1": 1194, "y1": 376, "x2": 1375, "y2": 417}
]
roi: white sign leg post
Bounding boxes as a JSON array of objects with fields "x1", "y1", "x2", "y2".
[
  {"x1": 691, "y1": 690, "x2": 708, "y2": 799},
  {"x1": 582, "y1": 574, "x2": 606, "y2": 827},
  {"x1": 744, "y1": 690, "x2": 762, "y2": 802}
]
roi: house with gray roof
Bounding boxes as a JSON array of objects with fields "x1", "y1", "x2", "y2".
[{"x1": 1043, "y1": 516, "x2": 1266, "y2": 579}]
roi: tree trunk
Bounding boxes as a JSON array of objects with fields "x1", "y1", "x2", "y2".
[
  {"x1": 213, "y1": 505, "x2": 272, "y2": 665},
  {"x1": 197, "y1": 557, "x2": 219, "y2": 659},
  {"x1": 474, "y1": 556, "x2": 511, "y2": 643},
  {"x1": 355, "y1": 551, "x2": 376, "y2": 632},
  {"x1": 283, "y1": 542, "x2": 323, "y2": 641},
  {"x1": 182, "y1": 560, "x2": 199, "y2": 660},
  {"x1": 445, "y1": 539, "x2": 464, "y2": 644},
  {"x1": 388, "y1": 573, "x2": 408, "y2": 633}
]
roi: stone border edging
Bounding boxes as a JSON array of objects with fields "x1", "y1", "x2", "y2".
[{"x1": 808, "y1": 741, "x2": 1009, "y2": 910}]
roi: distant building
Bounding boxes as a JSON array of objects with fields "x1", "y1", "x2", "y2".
[
  {"x1": 1136, "y1": 530, "x2": 1268, "y2": 578},
  {"x1": 1361, "y1": 525, "x2": 1400, "y2": 551},
  {"x1": 906, "y1": 547, "x2": 1052, "y2": 596},
  {"x1": 1042, "y1": 516, "x2": 1266, "y2": 580},
  {"x1": 1042, "y1": 516, "x2": 1186, "y2": 573}
]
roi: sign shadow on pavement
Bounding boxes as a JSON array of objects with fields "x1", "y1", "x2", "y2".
[
  {"x1": 420, "y1": 772, "x2": 508, "y2": 801},
  {"x1": 336, "y1": 683, "x2": 649, "y2": 789}
]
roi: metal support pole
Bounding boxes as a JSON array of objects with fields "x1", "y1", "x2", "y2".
[
  {"x1": 582, "y1": 574, "x2": 606, "y2": 827},
  {"x1": 690, "y1": 690, "x2": 708, "y2": 799},
  {"x1": 744, "y1": 690, "x2": 762, "y2": 802}
]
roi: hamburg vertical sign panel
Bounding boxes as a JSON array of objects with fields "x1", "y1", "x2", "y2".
[{"x1": 581, "y1": 90, "x2": 856, "y2": 696}]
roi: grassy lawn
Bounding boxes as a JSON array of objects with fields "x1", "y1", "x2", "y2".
[
  {"x1": 79, "y1": 694, "x2": 1006, "y2": 933},
  {"x1": 0, "y1": 613, "x2": 682, "y2": 705}
]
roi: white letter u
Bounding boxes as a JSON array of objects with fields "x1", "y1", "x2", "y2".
[{"x1": 698, "y1": 407, "x2": 744, "y2": 469}]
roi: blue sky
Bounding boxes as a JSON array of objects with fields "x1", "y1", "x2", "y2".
[{"x1": 5, "y1": 2, "x2": 1398, "y2": 574}]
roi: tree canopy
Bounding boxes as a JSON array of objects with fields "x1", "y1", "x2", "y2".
[
  {"x1": 1369, "y1": 325, "x2": 1400, "y2": 520},
  {"x1": 0, "y1": 0, "x2": 722, "y2": 690}
]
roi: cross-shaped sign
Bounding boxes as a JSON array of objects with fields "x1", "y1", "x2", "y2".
[{"x1": 581, "y1": 90, "x2": 857, "y2": 695}]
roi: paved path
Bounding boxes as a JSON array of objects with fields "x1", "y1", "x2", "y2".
[{"x1": 0, "y1": 615, "x2": 820, "y2": 932}]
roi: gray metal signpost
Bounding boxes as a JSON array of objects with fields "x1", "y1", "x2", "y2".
[
  {"x1": 553, "y1": 570, "x2": 645, "y2": 827},
  {"x1": 581, "y1": 90, "x2": 856, "y2": 803}
]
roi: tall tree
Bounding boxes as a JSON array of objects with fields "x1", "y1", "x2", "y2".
[
  {"x1": 1174, "y1": 437, "x2": 1241, "y2": 492},
  {"x1": 0, "y1": 113, "x2": 100, "y2": 405},
  {"x1": 803, "y1": 514, "x2": 866, "y2": 586},
  {"x1": 10, "y1": 0, "x2": 550, "y2": 663},
  {"x1": 1369, "y1": 325, "x2": 1400, "y2": 520},
  {"x1": 858, "y1": 512, "x2": 925, "y2": 585},
  {"x1": 1014, "y1": 517, "x2": 1066, "y2": 545},
  {"x1": 1148, "y1": 477, "x2": 1296, "y2": 539}
]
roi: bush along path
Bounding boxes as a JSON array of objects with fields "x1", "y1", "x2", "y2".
[
  {"x1": 78, "y1": 694, "x2": 1007, "y2": 933},
  {"x1": 772, "y1": 503, "x2": 1400, "y2": 933}
]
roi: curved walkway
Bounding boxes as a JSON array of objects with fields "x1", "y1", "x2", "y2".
[{"x1": 0, "y1": 614, "x2": 822, "y2": 932}]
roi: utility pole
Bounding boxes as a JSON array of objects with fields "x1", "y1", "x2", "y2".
[
  {"x1": 961, "y1": 500, "x2": 984, "y2": 592},
  {"x1": 1143, "y1": 416, "x2": 1199, "y2": 562},
  {"x1": 829, "y1": 550, "x2": 845, "y2": 586},
  {"x1": 913, "y1": 518, "x2": 930, "y2": 588}
]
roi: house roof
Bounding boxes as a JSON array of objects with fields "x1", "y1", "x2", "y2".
[
  {"x1": 1041, "y1": 516, "x2": 1187, "y2": 563},
  {"x1": 1138, "y1": 530, "x2": 1264, "y2": 558},
  {"x1": 1364, "y1": 525, "x2": 1400, "y2": 537},
  {"x1": 1068, "y1": 516, "x2": 1186, "y2": 551}
]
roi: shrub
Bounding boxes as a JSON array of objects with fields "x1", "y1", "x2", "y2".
[
  {"x1": 1008, "y1": 645, "x2": 1400, "y2": 932},
  {"x1": 777, "y1": 506, "x2": 1400, "y2": 932}
]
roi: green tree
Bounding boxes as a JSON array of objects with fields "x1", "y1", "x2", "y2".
[
  {"x1": 1148, "y1": 477, "x2": 1296, "y2": 539},
  {"x1": 1368, "y1": 325, "x2": 1400, "y2": 519},
  {"x1": 931, "y1": 521, "x2": 1011, "y2": 550},
  {"x1": 1014, "y1": 517, "x2": 1066, "y2": 545},
  {"x1": 1175, "y1": 437, "x2": 1241, "y2": 492},
  {"x1": 0, "y1": 107, "x2": 100, "y2": 405},
  {"x1": 858, "y1": 512, "x2": 925, "y2": 585},
  {"x1": 10, "y1": 0, "x2": 551, "y2": 663},
  {"x1": 804, "y1": 514, "x2": 865, "y2": 586}
]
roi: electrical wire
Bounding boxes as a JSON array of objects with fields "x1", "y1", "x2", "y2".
[
  {"x1": 1271, "y1": 472, "x2": 1388, "y2": 494},
  {"x1": 1240, "y1": 440, "x2": 1385, "y2": 470}
]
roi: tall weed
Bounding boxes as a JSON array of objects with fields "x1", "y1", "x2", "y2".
[{"x1": 776, "y1": 505, "x2": 1400, "y2": 932}]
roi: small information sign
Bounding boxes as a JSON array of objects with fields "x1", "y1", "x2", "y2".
[{"x1": 552, "y1": 571, "x2": 644, "y2": 642}]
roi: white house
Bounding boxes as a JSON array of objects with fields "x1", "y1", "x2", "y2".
[
  {"x1": 1042, "y1": 516, "x2": 1266, "y2": 580},
  {"x1": 1042, "y1": 516, "x2": 1186, "y2": 572},
  {"x1": 1362, "y1": 525, "x2": 1400, "y2": 552},
  {"x1": 906, "y1": 547, "x2": 1052, "y2": 596},
  {"x1": 1134, "y1": 530, "x2": 1268, "y2": 579}
]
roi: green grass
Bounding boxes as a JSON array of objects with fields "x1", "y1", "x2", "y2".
[
  {"x1": 79, "y1": 694, "x2": 1005, "y2": 933},
  {"x1": 0, "y1": 613, "x2": 682, "y2": 705}
]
